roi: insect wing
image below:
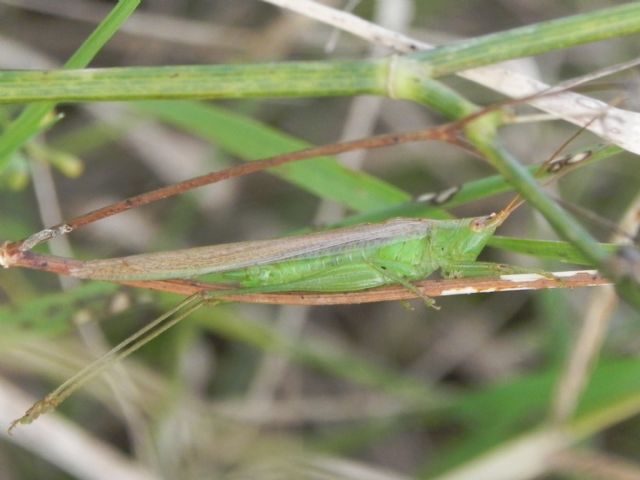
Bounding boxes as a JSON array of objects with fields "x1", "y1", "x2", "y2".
[{"x1": 70, "y1": 219, "x2": 432, "y2": 281}]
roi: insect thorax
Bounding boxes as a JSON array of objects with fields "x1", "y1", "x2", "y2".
[{"x1": 429, "y1": 218, "x2": 498, "y2": 267}]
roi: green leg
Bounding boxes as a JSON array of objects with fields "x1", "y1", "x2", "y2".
[
  {"x1": 367, "y1": 262, "x2": 439, "y2": 309},
  {"x1": 442, "y1": 261, "x2": 552, "y2": 279}
]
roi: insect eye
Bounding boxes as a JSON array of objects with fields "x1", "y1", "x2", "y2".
[
  {"x1": 471, "y1": 213, "x2": 495, "y2": 231},
  {"x1": 471, "y1": 219, "x2": 483, "y2": 231}
]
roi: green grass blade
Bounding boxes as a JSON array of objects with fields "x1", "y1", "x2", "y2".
[
  {"x1": 135, "y1": 100, "x2": 410, "y2": 212},
  {"x1": 488, "y1": 236, "x2": 619, "y2": 265},
  {"x1": 4, "y1": 5, "x2": 640, "y2": 106},
  {"x1": 422, "y1": 358, "x2": 640, "y2": 477}
]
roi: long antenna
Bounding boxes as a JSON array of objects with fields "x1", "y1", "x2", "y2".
[{"x1": 490, "y1": 98, "x2": 621, "y2": 228}]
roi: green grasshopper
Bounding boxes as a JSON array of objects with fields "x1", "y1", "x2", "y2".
[{"x1": 67, "y1": 205, "x2": 516, "y2": 293}]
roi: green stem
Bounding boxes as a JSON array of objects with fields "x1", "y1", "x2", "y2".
[
  {"x1": 0, "y1": 61, "x2": 387, "y2": 104},
  {"x1": 2, "y1": 3, "x2": 639, "y2": 107},
  {"x1": 411, "y1": 2, "x2": 640, "y2": 77},
  {"x1": 389, "y1": 60, "x2": 480, "y2": 119}
]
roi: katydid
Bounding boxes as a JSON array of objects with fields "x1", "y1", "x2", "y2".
[{"x1": 67, "y1": 207, "x2": 516, "y2": 291}]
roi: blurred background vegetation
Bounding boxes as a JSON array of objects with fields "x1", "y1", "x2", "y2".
[{"x1": 1, "y1": 1, "x2": 640, "y2": 479}]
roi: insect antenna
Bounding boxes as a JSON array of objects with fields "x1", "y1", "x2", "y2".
[
  {"x1": 491, "y1": 194, "x2": 525, "y2": 226},
  {"x1": 489, "y1": 94, "x2": 624, "y2": 230}
]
